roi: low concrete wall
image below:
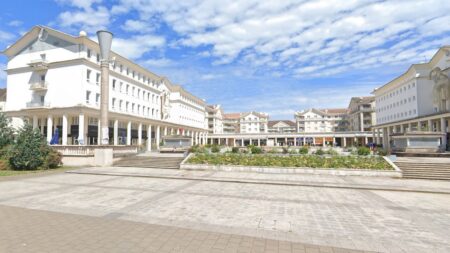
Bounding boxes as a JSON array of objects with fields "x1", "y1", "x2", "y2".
[
  {"x1": 62, "y1": 155, "x2": 95, "y2": 167},
  {"x1": 181, "y1": 154, "x2": 401, "y2": 178}
]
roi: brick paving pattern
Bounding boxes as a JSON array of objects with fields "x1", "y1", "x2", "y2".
[{"x1": 0, "y1": 205, "x2": 369, "y2": 253}]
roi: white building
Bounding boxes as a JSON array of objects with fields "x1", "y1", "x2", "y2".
[
  {"x1": 295, "y1": 108, "x2": 348, "y2": 133},
  {"x1": 347, "y1": 96, "x2": 376, "y2": 132},
  {"x1": 1, "y1": 25, "x2": 209, "y2": 148},
  {"x1": 268, "y1": 120, "x2": 296, "y2": 133},
  {"x1": 372, "y1": 46, "x2": 450, "y2": 151},
  {"x1": 239, "y1": 112, "x2": 269, "y2": 133},
  {"x1": 206, "y1": 104, "x2": 224, "y2": 134},
  {"x1": 0, "y1": 88, "x2": 5, "y2": 111}
]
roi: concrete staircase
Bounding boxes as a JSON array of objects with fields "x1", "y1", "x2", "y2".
[
  {"x1": 394, "y1": 157, "x2": 450, "y2": 180},
  {"x1": 113, "y1": 153, "x2": 185, "y2": 169}
]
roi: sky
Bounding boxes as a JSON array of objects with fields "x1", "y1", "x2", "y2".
[{"x1": 1, "y1": 0, "x2": 450, "y2": 120}]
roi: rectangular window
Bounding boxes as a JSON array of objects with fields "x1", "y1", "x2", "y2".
[
  {"x1": 112, "y1": 79, "x2": 116, "y2": 90},
  {"x1": 96, "y1": 53, "x2": 100, "y2": 63},
  {"x1": 112, "y1": 98, "x2": 116, "y2": 109},
  {"x1": 87, "y1": 49, "x2": 91, "y2": 58},
  {"x1": 86, "y1": 69, "x2": 91, "y2": 82},
  {"x1": 96, "y1": 73, "x2": 100, "y2": 85},
  {"x1": 95, "y1": 93, "x2": 100, "y2": 105},
  {"x1": 86, "y1": 91, "x2": 91, "y2": 104}
]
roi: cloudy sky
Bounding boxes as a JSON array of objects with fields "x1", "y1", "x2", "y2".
[{"x1": 1, "y1": 0, "x2": 450, "y2": 119}]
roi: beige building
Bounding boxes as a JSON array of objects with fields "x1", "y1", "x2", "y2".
[
  {"x1": 295, "y1": 108, "x2": 348, "y2": 133},
  {"x1": 347, "y1": 96, "x2": 376, "y2": 132},
  {"x1": 222, "y1": 112, "x2": 269, "y2": 134},
  {"x1": 268, "y1": 120, "x2": 296, "y2": 133},
  {"x1": 206, "y1": 104, "x2": 224, "y2": 134}
]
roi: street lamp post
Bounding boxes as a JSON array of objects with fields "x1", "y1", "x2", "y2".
[{"x1": 97, "y1": 30, "x2": 113, "y2": 145}]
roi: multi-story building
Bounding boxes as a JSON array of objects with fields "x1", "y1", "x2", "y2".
[
  {"x1": 223, "y1": 113, "x2": 240, "y2": 134},
  {"x1": 2, "y1": 25, "x2": 208, "y2": 148},
  {"x1": 0, "y1": 88, "x2": 6, "y2": 111},
  {"x1": 268, "y1": 120, "x2": 296, "y2": 133},
  {"x1": 206, "y1": 104, "x2": 224, "y2": 134},
  {"x1": 295, "y1": 108, "x2": 348, "y2": 133},
  {"x1": 239, "y1": 112, "x2": 268, "y2": 133},
  {"x1": 347, "y1": 96, "x2": 376, "y2": 132},
  {"x1": 372, "y1": 46, "x2": 450, "y2": 151}
]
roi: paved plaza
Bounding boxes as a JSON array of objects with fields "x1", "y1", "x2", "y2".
[{"x1": 0, "y1": 169, "x2": 449, "y2": 252}]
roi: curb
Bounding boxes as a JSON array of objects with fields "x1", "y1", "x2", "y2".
[{"x1": 65, "y1": 170, "x2": 450, "y2": 195}]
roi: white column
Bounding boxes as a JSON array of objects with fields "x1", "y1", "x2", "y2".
[
  {"x1": 113, "y1": 120, "x2": 118, "y2": 145},
  {"x1": 46, "y1": 115, "x2": 53, "y2": 143},
  {"x1": 126, "y1": 121, "x2": 131, "y2": 145},
  {"x1": 78, "y1": 114, "x2": 85, "y2": 145},
  {"x1": 257, "y1": 139, "x2": 261, "y2": 146},
  {"x1": 241, "y1": 138, "x2": 244, "y2": 147},
  {"x1": 294, "y1": 137, "x2": 297, "y2": 146},
  {"x1": 225, "y1": 138, "x2": 229, "y2": 146},
  {"x1": 400, "y1": 124, "x2": 404, "y2": 133},
  {"x1": 156, "y1": 125, "x2": 160, "y2": 150},
  {"x1": 32, "y1": 115, "x2": 38, "y2": 129},
  {"x1": 376, "y1": 129, "x2": 381, "y2": 144},
  {"x1": 360, "y1": 112, "x2": 364, "y2": 132},
  {"x1": 441, "y1": 118, "x2": 447, "y2": 150},
  {"x1": 191, "y1": 132, "x2": 194, "y2": 146},
  {"x1": 164, "y1": 127, "x2": 168, "y2": 136},
  {"x1": 322, "y1": 137, "x2": 326, "y2": 147},
  {"x1": 428, "y1": 119, "x2": 433, "y2": 131},
  {"x1": 343, "y1": 137, "x2": 347, "y2": 147},
  {"x1": 138, "y1": 123, "x2": 142, "y2": 145},
  {"x1": 97, "y1": 119, "x2": 101, "y2": 145},
  {"x1": 62, "y1": 114, "x2": 68, "y2": 145},
  {"x1": 364, "y1": 136, "x2": 368, "y2": 145},
  {"x1": 177, "y1": 128, "x2": 180, "y2": 135},
  {"x1": 332, "y1": 137, "x2": 336, "y2": 147},
  {"x1": 408, "y1": 122, "x2": 412, "y2": 132},
  {"x1": 147, "y1": 125, "x2": 152, "y2": 151},
  {"x1": 313, "y1": 137, "x2": 316, "y2": 146}
]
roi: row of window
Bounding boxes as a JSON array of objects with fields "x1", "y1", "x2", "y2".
[
  {"x1": 86, "y1": 48, "x2": 160, "y2": 89},
  {"x1": 378, "y1": 109, "x2": 417, "y2": 123},
  {"x1": 377, "y1": 96, "x2": 416, "y2": 113},
  {"x1": 377, "y1": 82, "x2": 416, "y2": 102},
  {"x1": 111, "y1": 98, "x2": 160, "y2": 118}
]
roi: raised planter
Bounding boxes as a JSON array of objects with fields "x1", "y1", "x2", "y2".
[{"x1": 180, "y1": 153, "x2": 402, "y2": 178}]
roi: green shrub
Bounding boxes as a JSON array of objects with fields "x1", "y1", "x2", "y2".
[
  {"x1": 289, "y1": 149, "x2": 297, "y2": 155},
  {"x1": 377, "y1": 148, "x2": 388, "y2": 156},
  {"x1": 357, "y1": 147, "x2": 371, "y2": 156},
  {"x1": 8, "y1": 125, "x2": 47, "y2": 170},
  {"x1": 0, "y1": 113, "x2": 14, "y2": 149},
  {"x1": 43, "y1": 147, "x2": 63, "y2": 169},
  {"x1": 268, "y1": 149, "x2": 278, "y2": 154},
  {"x1": 326, "y1": 148, "x2": 339, "y2": 156},
  {"x1": 0, "y1": 159, "x2": 9, "y2": 170},
  {"x1": 211, "y1": 145, "x2": 220, "y2": 153},
  {"x1": 189, "y1": 145, "x2": 200, "y2": 153},
  {"x1": 299, "y1": 146, "x2": 309, "y2": 154},
  {"x1": 231, "y1": 147, "x2": 239, "y2": 153},
  {"x1": 314, "y1": 149, "x2": 325, "y2": 155},
  {"x1": 250, "y1": 146, "x2": 262, "y2": 154}
]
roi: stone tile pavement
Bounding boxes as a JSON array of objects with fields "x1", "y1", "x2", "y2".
[
  {"x1": 0, "y1": 171, "x2": 449, "y2": 252},
  {"x1": 0, "y1": 204, "x2": 369, "y2": 253}
]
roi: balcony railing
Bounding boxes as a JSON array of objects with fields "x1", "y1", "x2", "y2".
[
  {"x1": 28, "y1": 59, "x2": 49, "y2": 71},
  {"x1": 30, "y1": 81, "x2": 48, "y2": 91},
  {"x1": 26, "y1": 101, "x2": 50, "y2": 108}
]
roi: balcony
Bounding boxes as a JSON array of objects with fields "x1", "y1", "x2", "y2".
[
  {"x1": 26, "y1": 101, "x2": 50, "y2": 108},
  {"x1": 30, "y1": 81, "x2": 48, "y2": 91},
  {"x1": 28, "y1": 59, "x2": 49, "y2": 71}
]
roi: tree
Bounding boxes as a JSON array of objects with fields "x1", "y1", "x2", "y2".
[
  {"x1": 8, "y1": 124, "x2": 47, "y2": 170},
  {"x1": 0, "y1": 113, "x2": 14, "y2": 149}
]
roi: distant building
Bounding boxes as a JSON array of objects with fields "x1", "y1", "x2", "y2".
[
  {"x1": 295, "y1": 108, "x2": 348, "y2": 133},
  {"x1": 206, "y1": 104, "x2": 224, "y2": 134},
  {"x1": 268, "y1": 120, "x2": 296, "y2": 133},
  {"x1": 0, "y1": 88, "x2": 5, "y2": 111},
  {"x1": 222, "y1": 111, "x2": 269, "y2": 133},
  {"x1": 347, "y1": 96, "x2": 376, "y2": 132}
]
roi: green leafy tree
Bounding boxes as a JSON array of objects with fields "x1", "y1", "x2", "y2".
[
  {"x1": 0, "y1": 113, "x2": 14, "y2": 150},
  {"x1": 9, "y1": 124, "x2": 48, "y2": 170}
]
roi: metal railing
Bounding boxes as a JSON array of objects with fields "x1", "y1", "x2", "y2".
[
  {"x1": 30, "y1": 81, "x2": 48, "y2": 90},
  {"x1": 26, "y1": 101, "x2": 50, "y2": 108}
]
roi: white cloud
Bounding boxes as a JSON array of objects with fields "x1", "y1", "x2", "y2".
[
  {"x1": 111, "y1": 34, "x2": 165, "y2": 59},
  {"x1": 141, "y1": 58, "x2": 174, "y2": 68},
  {"x1": 121, "y1": 19, "x2": 155, "y2": 33},
  {"x1": 57, "y1": 0, "x2": 110, "y2": 31},
  {"x1": 110, "y1": 0, "x2": 450, "y2": 78},
  {"x1": 7, "y1": 20, "x2": 23, "y2": 27}
]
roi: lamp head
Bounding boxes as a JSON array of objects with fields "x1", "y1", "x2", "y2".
[{"x1": 96, "y1": 30, "x2": 113, "y2": 61}]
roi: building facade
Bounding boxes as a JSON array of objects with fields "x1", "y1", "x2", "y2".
[
  {"x1": 347, "y1": 96, "x2": 376, "y2": 132},
  {"x1": 372, "y1": 46, "x2": 450, "y2": 151},
  {"x1": 206, "y1": 104, "x2": 224, "y2": 134},
  {"x1": 239, "y1": 112, "x2": 268, "y2": 133},
  {"x1": 295, "y1": 108, "x2": 348, "y2": 133},
  {"x1": 2, "y1": 26, "x2": 209, "y2": 149},
  {"x1": 0, "y1": 88, "x2": 5, "y2": 112},
  {"x1": 268, "y1": 120, "x2": 296, "y2": 133}
]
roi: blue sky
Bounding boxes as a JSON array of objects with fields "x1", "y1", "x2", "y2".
[{"x1": 1, "y1": 0, "x2": 450, "y2": 119}]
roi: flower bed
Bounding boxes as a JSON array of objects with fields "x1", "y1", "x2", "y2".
[{"x1": 187, "y1": 153, "x2": 392, "y2": 170}]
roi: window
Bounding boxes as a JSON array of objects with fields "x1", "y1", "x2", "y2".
[
  {"x1": 96, "y1": 53, "x2": 100, "y2": 63},
  {"x1": 40, "y1": 74, "x2": 46, "y2": 81},
  {"x1": 95, "y1": 93, "x2": 100, "y2": 105},
  {"x1": 120, "y1": 82, "x2": 123, "y2": 92},
  {"x1": 120, "y1": 65, "x2": 123, "y2": 73},
  {"x1": 119, "y1": 100, "x2": 123, "y2": 110},
  {"x1": 86, "y1": 69, "x2": 91, "y2": 82},
  {"x1": 126, "y1": 85, "x2": 129, "y2": 94},
  {"x1": 96, "y1": 73, "x2": 100, "y2": 85},
  {"x1": 132, "y1": 87, "x2": 135, "y2": 97},
  {"x1": 112, "y1": 79, "x2": 116, "y2": 90},
  {"x1": 132, "y1": 103, "x2": 135, "y2": 112},
  {"x1": 86, "y1": 91, "x2": 91, "y2": 104},
  {"x1": 87, "y1": 49, "x2": 91, "y2": 58},
  {"x1": 112, "y1": 98, "x2": 116, "y2": 109},
  {"x1": 126, "y1": 102, "x2": 129, "y2": 112}
]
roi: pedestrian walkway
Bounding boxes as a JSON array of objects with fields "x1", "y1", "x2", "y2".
[
  {"x1": 0, "y1": 204, "x2": 369, "y2": 253},
  {"x1": 68, "y1": 167, "x2": 450, "y2": 194}
]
